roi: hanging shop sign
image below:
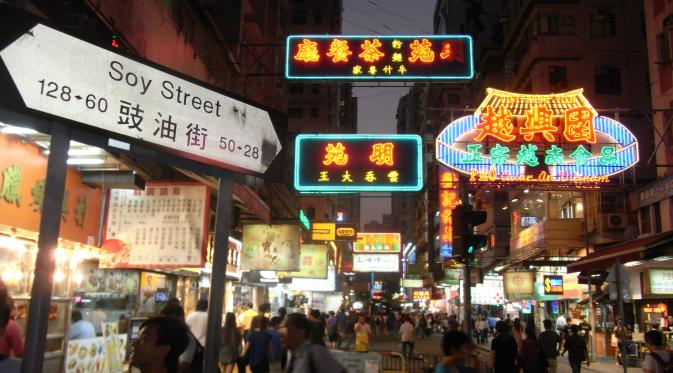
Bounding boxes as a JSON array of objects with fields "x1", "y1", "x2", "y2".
[
  {"x1": 443, "y1": 269, "x2": 462, "y2": 286},
  {"x1": 436, "y1": 88, "x2": 639, "y2": 186},
  {"x1": 353, "y1": 253, "x2": 399, "y2": 273},
  {"x1": 0, "y1": 134, "x2": 101, "y2": 245},
  {"x1": 286, "y1": 35, "x2": 473, "y2": 80},
  {"x1": 311, "y1": 222, "x2": 336, "y2": 241},
  {"x1": 294, "y1": 134, "x2": 423, "y2": 192},
  {"x1": 277, "y1": 244, "x2": 328, "y2": 279},
  {"x1": 461, "y1": 275, "x2": 504, "y2": 305},
  {"x1": 438, "y1": 168, "x2": 460, "y2": 258},
  {"x1": 647, "y1": 268, "x2": 673, "y2": 295},
  {"x1": 401, "y1": 279, "x2": 423, "y2": 288},
  {"x1": 0, "y1": 24, "x2": 281, "y2": 174},
  {"x1": 412, "y1": 289, "x2": 431, "y2": 301},
  {"x1": 241, "y1": 224, "x2": 301, "y2": 271},
  {"x1": 335, "y1": 223, "x2": 358, "y2": 241},
  {"x1": 289, "y1": 266, "x2": 336, "y2": 292},
  {"x1": 503, "y1": 271, "x2": 535, "y2": 300},
  {"x1": 353, "y1": 232, "x2": 401, "y2": 253},
  {"x1": 543, "y1": 275, "x2": 564, "y2": 295},
  {"x1": 101, "y1": 182, "x2": 209, "y2": 268}
]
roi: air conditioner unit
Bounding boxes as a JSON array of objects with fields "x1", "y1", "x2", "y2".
[{"x1": 600, "y1": 213, "x2": 627, "y2": 231}]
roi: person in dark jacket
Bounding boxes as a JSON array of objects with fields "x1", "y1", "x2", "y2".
[
  {"x1": 562, "y1": 325, "x2": 587, "y2": 373},
  {"x1": 519, "y1": 324, "x2": 546, "y2": 373},
  {"x1": 539, "y1": 319, "x2": 560, "y2": 373},
  {"x1": 489, "y1": 321, "x2": 518, "y2": 373}
]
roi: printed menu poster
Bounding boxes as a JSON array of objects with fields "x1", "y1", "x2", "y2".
[
  {"x1": 64, "y1": 335, "x2": 127, "y2": 373},
  {"x1": 241, "y1": 224, "x2": 301, "y2": 271},
  {"x1": 101, "y1": 182, "x2": 210, "y2": 268},
  {"x1": 277, "y1": 244, "x2": 328, "y2": 279}
]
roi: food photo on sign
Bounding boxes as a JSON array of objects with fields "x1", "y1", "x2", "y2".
[{"x1": 240, "y1": 224, "x2": 301, "y2": 271}]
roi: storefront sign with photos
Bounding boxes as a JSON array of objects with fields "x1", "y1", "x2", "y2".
[
  {"x1": 503, "y1": 271, "x2": 535, "y2": 300},
  {"x1": 436, "y1": 88, "x2": 639, "y2": 185},
  {"x1": 286, "y1": 35, "x2": 473, "y2": 80},
  {"x1": 294, "y1": 134, "x2": 423, "y2": 192},
  {"x1": 648, "y1": 268, "x2": 673, "y2": 295},
  {"x1": 241, "y1": 225, "x2": 301, "y2": 271},
  {"x1": 277, "y1": 244, "x2": 328, "y2": 279},
  {"x1": 543, "y1": 275, "x2": 564, "y2": 295},
  {"x1": 353, "y1": 232, "x2": 402, "y2": 253},
  {"x1": 353, "y1": 253, "x2": 399, "y2": 273},
  {"x1": 101, "y1": 182, "x2": 209, "y2": 268}
]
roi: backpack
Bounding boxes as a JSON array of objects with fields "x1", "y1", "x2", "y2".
[{"x1": 650, "y1": 351, "x2": 673, "y2": 373}]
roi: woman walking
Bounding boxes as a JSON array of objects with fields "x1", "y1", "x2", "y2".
[
  {"x1": 244, "y1": 316, "x2": 272, "y2": 373},
  {"x1": 519, "y1": 324, "x2": 548, "y2": 373},
  {"x1": 219, "y1": 312, "x2": 242, "y2": 373}
]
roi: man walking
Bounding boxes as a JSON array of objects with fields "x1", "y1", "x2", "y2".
[
  {"x1": 185, "y1": 299, "x2": 208, "y2": 346},
  {"x1": 399, "y1": 315, "x2": 415, "y2": 360},
  {"x1": 539, "y1": 319, "x2": 561, "y2": 373},
  {"x1": 489, "y1": 320, "x2": 518, "y2": 373},
  {"x1": 562, "y1": 325, "x2": 587, "y2": 373}
]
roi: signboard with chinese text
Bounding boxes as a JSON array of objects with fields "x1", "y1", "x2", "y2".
[
  {"x1": 0, "y1": 24, "x2": 281, "y2": 175},
  {"x1": 311, "y1": 222, "x2": 336, "y2": 241},
  {"x1": 294, "y1": 134, "x2": 422, "y2": 192},
  {"x1": 438, "y1": 168, "x2": 460, "y2": 258},
  {"x1": 648, "y1": 269, "x2": 673, "y2": 295},
  {"x1": 353, "y1": 232, "x2": 401, "y2": 253},
  {"x1": 277, "y1": 244, "x2": 328, "y2": 279},
  {"x1": 241, "y1": 225, "x2": 301, "y2": 271},
  {"x1": 503, "y1": 271, "x2": 535, "y2": 301},
  {"x1": 289, "y1": 266, "x2": 336, "y2": 292},
  {"x1": 443, "y1": 269, "x2": 461, "y2": 286},
  {"x1": 401, "y1": 279, "x2": 423, "y2": 288},
  {"x1": 286, "y1": 35, "x2": 473, "y2": 80},
  {"x1": 101, "y1": 182, "x2": 209, "y2": 268},
  {"x1": 436, "y1": 89, "x2": 639, "y2": 186},
  {"x1": 412, "y1": 289, "x2": 431, "y2": 301},
  {"x1": 353, "y1": 253, "x2": 399, "y2": 273},
  {"x1": 460, "y1": 275, "x2": 504, "y2": 305},
  {"x1": 543, "y1": 275, "x2": 564, "y2": 295},
  {"x1": 335, "y1": 223, "x2": 358, "y2": 241}
]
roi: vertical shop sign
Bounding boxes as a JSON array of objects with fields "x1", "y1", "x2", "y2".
[{"x1": 438, "y1": 167, "x2": 460, "y2": 258}]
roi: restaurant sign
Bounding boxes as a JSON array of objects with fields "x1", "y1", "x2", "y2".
[
  {"x1": 286, "y1": 35, "x2": 473, "y2": 80},
  {"x1": 353, "y1": 232, "x2": 401, "y2": 253},
  {"x1": 294, "y1": 134, "x2": 422, "y2": 192},
  {"x1": 648, "y1": 268, "x2": 673, "y2": 295},
  {"x1": 436, "y1": 89, "x2": 638, "y2": 185}
]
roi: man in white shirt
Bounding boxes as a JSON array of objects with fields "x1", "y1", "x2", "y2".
[
  {"x1": 399, "y1": 315, "x2": 415, "y2": 359},
  {"x1": 556, "y1": 315, "x2": 567, "y2": 334},
  {"x1": 643, "y1": 329, "x2": 672, "y2": 373},
  {"x1": 185, "y1": 299, "x2": 208, "y2": 346}
]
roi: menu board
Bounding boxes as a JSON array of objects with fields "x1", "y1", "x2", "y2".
[
  {"x1": 241, "y1": 225, "x2": 301, "y2": 271},
  {"x1": 64, "y1": 335, "x2": 127, "y2": 373},
  {"x1": 101, "y1": 182, "x2": 210, "y2": 268}
]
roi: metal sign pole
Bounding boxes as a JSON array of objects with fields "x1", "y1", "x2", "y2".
[
  {"x1": 22, "y1": 123, "x2": 70, "y2": 373},
  {"x1": 203, "y1": 172, "x2": 233, "y2": 372},
  {"x1": 616, "y1": 258, "x2": 628, "y2": 373}
]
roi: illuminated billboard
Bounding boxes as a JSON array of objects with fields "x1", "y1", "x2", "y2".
[
  {"x1": 436, "y1": 89, "x2": 639, "y2": 185},
  {"x1": 438, "y1": 168, "x2": 460, "y2": 258},
  {"x1": 294, "y1": 134, "x2": 423, "y2": 192},
  {"x1": 353, "y1": 254, "x2": 399, "y2": 272},
  {"x1": 286, "y1": 35, "x2": 473, "y2": 80},
  {"x1": 353, "y1": 232, "x2": 401, "y2": 253}
]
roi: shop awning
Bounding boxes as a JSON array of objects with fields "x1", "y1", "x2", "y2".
[{"x1": 567, "y1": 231, "x2": 673, "y2": 273}]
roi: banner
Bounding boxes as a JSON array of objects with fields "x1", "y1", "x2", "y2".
[
  {"x1": 278, "y1": 244, "x2": 328, "y2": 279},
  {"x1": 101, "y1": 182, "x2": 210, "y2": 268},
  {"x1": 503, "y1": 271, "x2": 534, "y2": 300},
  {"x1": 241, "y1": 224, "x2": 301, "y2": 271}
]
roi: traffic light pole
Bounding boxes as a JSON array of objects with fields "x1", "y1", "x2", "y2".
[{"x1": 459, "y1": 176, "x2": 472, "y2": 338}]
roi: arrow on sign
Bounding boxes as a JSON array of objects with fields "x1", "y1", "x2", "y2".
[{"x1": 0, "y1": 24, "x2": 281, "y2": 174}]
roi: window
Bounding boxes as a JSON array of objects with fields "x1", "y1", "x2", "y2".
[
  {"x1": 307, "y1": 207, "x2": 316, "y2": 219},
  {"x1": 291, "y1": 12, "x2": 306, "y2": 25},
  {"x1": 549, "y1": 66, "x2": 567, "y2": 89},
  {"x1": 288, "y1": 107, "x2": 303, "y2": 118},
  {"x1": 657, "y1": 31, "x2": 672, "y2": 63},
  {"x1": 590, "y1": 12, "x2": 616, "y2": 37},
  {"x1": 559, "y1": 16, "x2": 576, "y2": 34},
  {"x1": 447, "y1": 94, "x2": 460, "y2": 105},
  {"x1": 539, "y1": 14, "x2": 558, "y2": 35},
  {"x1": 311, "y1": 84, "x2": 320, "y2": 94},
  {"x1": 594, "y1": 66, "x2": 622, "y2": 95},
  {"x1": 640, "y1": 206, "x2": 652, "y2": 234},
  {"x1": 310, "y1": 107, "x2": 319, "y2": 118},
  {"x1": 654, "y1": 202, "x2": 662, "y2": 233},
  {"x1": 289, "y1": 84, "x2": 303, "y2": 95}
]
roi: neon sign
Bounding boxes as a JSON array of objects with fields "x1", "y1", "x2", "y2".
[
  {"x1": 286, "y1": 35, "x2": 473, "y2": 80},
  {"x1": 438, "y1": 168, "x2": 460, "y2": 258},
  {"x1": 294, "y1": 134, "x2": 422, "y2": 192},
  {"x1": 436, "y1": 89, "x2": 638, "y2": 185}
]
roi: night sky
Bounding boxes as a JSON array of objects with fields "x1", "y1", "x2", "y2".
[{"x1": 342, "y1": 0, "x2": 436, "y2": 226}]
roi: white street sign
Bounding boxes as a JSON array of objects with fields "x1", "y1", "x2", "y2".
[{"x1": 0, "y1": 24, "x2": 281, "y2": 174}]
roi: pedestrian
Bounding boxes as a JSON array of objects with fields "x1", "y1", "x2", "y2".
[
  {"x1": 399, "y1": 315, "x2": 415, "y2": 360},
  {"x1": 336, "y1": 309, "x2": 347, "y2": 349},
  {"x1": 327, "y1": 311, "x2": 339, "y2": 349},
  {"x1": 268, "y1": 317, "x2": 283, "y2": 373},
  {"x1": 643, "y1": 329, "x2": 673, "y2": 373},
  {"x1": 68, "y1": 310, "x2": 96, "y2": 340},
  {"x1": 562, "y1": 325, "x2": 587, "y2": 373},
  {"x1": 489, "y1": 320, "x2": 518, "y2": 373},
  {"x1": 476, "y1": 315, "x2": 488, "y2": 344},
  {"x1": 0, "y1": 283, "x2": 20, "y2": 372},
  {"x1": 243, "y1": 315, "x2": 272, "y2": 373},
  {"x1": 308, "y1": 309, "x2": 326, "y2": 346},
  {"x1": 449, "y1": 314, "x2": 459, "y2": 332},
  {"x1": 555, "y1": 314, "x2": 567, "y2": 335},
  {"x1": 512, "y1": 318, "x2": 524, "y2": 351},
  {"x1": 539, "y1": 319, "x2": 561, "y2": 373},
  {"x1": 519, "y1": 324, "x2": 548, "y2": 373},
  {"x1": 160, "y1": 302, "x2": 201, "y2": 373},
  {"x1": 613, "y1": 319, "x2": 627, "y2": 366},
  {"x1": 185, "y1": 299, "x2": 208, "y2": 347},
  {"x1": 283, "y1": 313, "x2": 347, "y2": 373},
  {"x1": 130, "y1": 316, "x2": 190, "y2": 373},
  {"x1": 418, "y1": 315, "x2": 428, "y2": 339},
  {"x1": 354, "y1": 314, "x2": 373, "y2": 352},
  {"x1": 219, "y1": 312, "x2": 241, "y2": 373},
  {"x1": 435, "y1": 330, "x2": 475, "y2": 373},
  {"x1": 425, "y1": 314, "x2": 433, "y2": 338},
  {"x1": 578, "y1": 315, "x2": 591, "y2": 365}
]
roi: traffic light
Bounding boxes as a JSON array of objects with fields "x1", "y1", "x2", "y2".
[{"x1": 451, "y1": 205, "x2": 487, "y2": 258}]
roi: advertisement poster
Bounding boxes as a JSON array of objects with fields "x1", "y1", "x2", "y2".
[
  {"x1": 353, "y1": 233, "x2": 401, "y2": 253},
  {"x1": 139, "y1": 272, "x2": 167, "y2": 313},
  {"x1": 241, "y1": 225, "x2": 301, "y2": 271},
  {"x1": 101, "y1": 182, "x2": 210, "y2": 268},
  {"x1": 64, "y1": 334, "x2": 127, "y2": 373},
  {"x1": 649, "y1": 268, "x2": 673, "y2": 295},
  {"x1": 278, "y1": 244, "x2": 328, "y2": 279},
  {"x1": 352, "y1": 254, "x2": 399, "y2": 273},
  {"x1": 504, "y1": 271, "x2": 535, "y2": 300}
]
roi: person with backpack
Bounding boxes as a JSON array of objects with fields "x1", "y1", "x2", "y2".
[
  {"x1": 160, "y1": 303, "x2": 203, "y2": 373},
  {"x1": 643, "y1": 329, "x2": 673, "y2": 373},
  {"x1": 283, "y1": 313, "x2": 347, "y2": 373}
]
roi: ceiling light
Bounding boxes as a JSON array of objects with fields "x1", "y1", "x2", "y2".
[
  {"x1": 536, "y1": 199, "x2": 544, "y2": 203},
  {"x1": 502, "y1": 206, "x2": 508, "y2": 210},
  {"x1": 1, "y1": 126, "x2": 37, "y2": 135},
  {"x1": 624, "y1": 261, "x2": 642, "y2": 267},
  {"x1": 654, "y1": 256, "x2": 673, "y2": 262},
  {"x1": 46, "y1": 148, "x2": 103, "y2": 156},
  {"x1": 511, "y1": 198, "x2": 519, "y2": 202},
  {"x1": 67, "y1": 158, "x2": 105, "y2": 165},
  {"x1": 523, "y1": 189, "x2": 529, "y2": 193}
]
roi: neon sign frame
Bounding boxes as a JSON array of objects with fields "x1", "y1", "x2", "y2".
[
  {"x1": 285, "y1": 35, "x2": 474, "y2": 80},
  {"x1": 435, "y1": 88, "x2": 639, "y2": 184}
]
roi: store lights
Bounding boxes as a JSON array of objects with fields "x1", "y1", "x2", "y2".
[
  {"x1": 511, "y1": 198, "x2": 519, "y2": 202},
  {"x1": 536, "y1": 199, "x2": 544, "y2": 203},
  {"x1": 66, "y1": 158, "x2": 106, "y2": 165},
  {"x1": 523, "y1": 189, "x2": 529, "y2": 193},
  {"x1": 0, "y1": 126, "x2": 37, "y2": 135},
  {"x1": 624, "y1": 260, "x2": 642, "y2": 267},
  {"x1": 654, "y1": 256, "x2": 673, "y2": 262}
]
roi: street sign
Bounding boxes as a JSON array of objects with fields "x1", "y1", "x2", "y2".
[
  {"x1": 335, "y1": 223, "x2": 358, "y2": 241},
  {"x1": 0, "y1": 24, "x2": 281, "y2": 174},
  {"x1": 294, "y1": 134, "x2": 423, "y2": 192},
  {"x1": 311, "y1": 222, "x2": 336, "y2": 241}
]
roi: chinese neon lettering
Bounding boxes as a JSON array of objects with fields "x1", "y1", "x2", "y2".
[
  {"x1": 520, "y1": 106, "x2": 557, "y2": 142},
  {"x1": 516, "y1": 144, "x2": 539, "y2": 166},
  {"x1": 368, "y1": 66, "x2": 377, "y2": 75},
  {"x1": 489, "y1": 144, "x2": 510, "y2": 165},
  {"x1": 569, "y1": 145, "x2": 592, "y2": 167},
  {"x1": 391, "y1": 39, "x2": 403, "y2": 49},
  {"x1": 359, "y1": 39, "x2": 385, "y2": 63},
  {"x1": 353, "y1": 65, "x2": 363, "y2": 75},
  {"x1": 364, "y1": 171, "x2": 377, "y2": 183},
  {"x1": 439, "y1": 40, "x2": 464, "y2": 62},
  {"x1": 293, "y1": 39, "x2": 320, "y2": 63},
  {"x1": 599, "y1": 146, "x2": 618, "y2": 166},
  {"x1": 544, "y1": 145, "x2": 564, "y2": 166},
  {"x1": 388, "y1": 171, "x2": 400, "y2": 183},
  {"x1": 369, "y1": 143, "x2": 395, "y2": 166},
  {"x1": 392, "y1": 53, "x2": 403, "y2": 62},
  {"x1": 319, "y1": 171, "x2": 330, "y2": 182},
  {"x1": 408, "y1": 38, "x2": 435, "y2": 63},
  {"x1": 398, "y1": 65, "x2": 408, "y2": 75},
  {"x1": 474, "y1": 105, "x2": 515, "y2": 142},
  {"x1": 326, "y1": 39, "x2": 352, "y2": 63},
  {"x1": 383, "y1": 65, "x2": 393, "y2": 75},
  {"x1": 342, "y1": 171, "x2": 353, "y2": 183},
  {"x1": 564, "y1": 107, "x2": 596, "y2": 143},
  {"x1": 323, "y1": 143, "x2": 349, "y2": 166},
  {"x1": 1, "y1": 165, "x2": 22, "y2": 206},
  {"x1": 462, "y1": 144, "x2": 483, "y2": 163}
]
